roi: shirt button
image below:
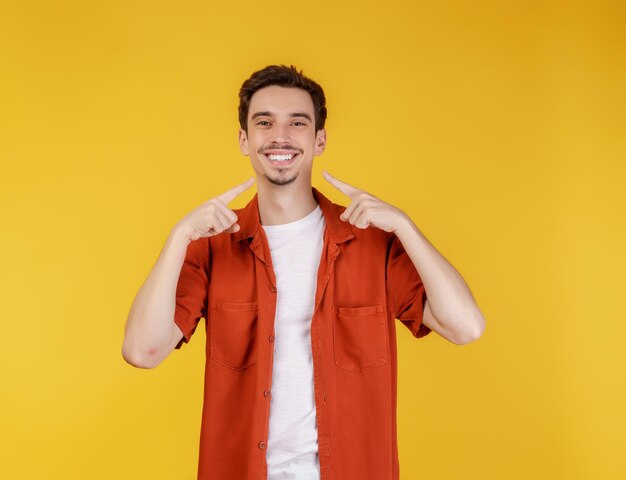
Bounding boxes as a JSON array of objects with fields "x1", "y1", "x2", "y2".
[
  {"x1": 264, "y1": 389, "x2": 271, "y2": 398},
  {"x1": 269, "y1": 285, "x2": 277, "y2": 292},
  {"x1": 258, "y1": 441, "x2": 266, "y2": 450},
  {"x1": 268, "y1": 335, "x2": 274, "y2": 343}
]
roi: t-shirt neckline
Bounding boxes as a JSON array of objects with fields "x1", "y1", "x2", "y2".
[{"x1": 261, "y1": 204, "x2": 323, "y2": 233}]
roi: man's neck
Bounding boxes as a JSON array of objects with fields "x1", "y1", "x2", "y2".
[{"x1": 257, "y1": 178, "x2": 318, "y2": 226}]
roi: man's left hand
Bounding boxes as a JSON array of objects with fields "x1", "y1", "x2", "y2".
[{"x1": 323, "y1": 171, "x2": 411, "y2": 234}]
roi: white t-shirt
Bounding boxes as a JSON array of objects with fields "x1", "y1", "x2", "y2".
[{"x1": 261, "y1": 204, "x2": 325, "y2": 480}]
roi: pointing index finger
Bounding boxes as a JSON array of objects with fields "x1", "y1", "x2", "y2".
[
  {"x1": 216, "y1": 177, "x2": 255, "y2": 204},
  {"x1": 322, "y1": 171, "x2": 361, "y2": 198}
]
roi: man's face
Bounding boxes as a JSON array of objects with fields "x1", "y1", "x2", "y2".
[{"x1": 239, "y1": 85, "x2": 326, "y2": 187}]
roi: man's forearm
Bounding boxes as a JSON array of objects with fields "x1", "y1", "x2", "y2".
[{"x1": 395, "y1": 218, "x2": 486, "y2": 344}]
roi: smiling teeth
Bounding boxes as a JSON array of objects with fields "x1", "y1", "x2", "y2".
[{"x1": 268, "y1": 154, "x2": 293, "y2": 161}]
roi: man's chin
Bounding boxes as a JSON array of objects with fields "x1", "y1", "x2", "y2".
[{"x1": 266, "y1": 172, "x2": 298, "y2": 186}]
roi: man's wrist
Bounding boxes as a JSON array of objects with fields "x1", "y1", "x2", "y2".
[
  {"x1": 168, "y1": 223, "x2": 193, "y2": 248},
  {"x1": 394, "y1": 214, "x2": 418, "y2": 239}
]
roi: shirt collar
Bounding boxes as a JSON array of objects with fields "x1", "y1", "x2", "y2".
[{"x1": 232, "y1": 187, "x2": 354, "y2": 244}]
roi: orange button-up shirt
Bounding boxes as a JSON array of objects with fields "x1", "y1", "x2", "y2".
[{"x1": 174, "y1": 187, "x2": 431, "y2": 480}]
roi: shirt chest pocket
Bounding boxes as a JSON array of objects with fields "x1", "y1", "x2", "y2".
[
  {"x1": 209, "y1": 300, "x2": 258, "y2": 371},
  {"x1": 332, "y1": 304, "x2": 389, "y2": 374}
]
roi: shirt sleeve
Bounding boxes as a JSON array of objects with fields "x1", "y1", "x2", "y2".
[
  {"x1": 386, "y1": 233, "x2": 431, "y2": 339},
  {"x1": 174, "y1": 238, "x2": 210, "y2": 349}
]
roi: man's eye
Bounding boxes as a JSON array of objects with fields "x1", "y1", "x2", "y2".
[
  {"x1": 293, "y1": 122, "x2": 306, "y2": 126},
  {"x1": 257, "y1": 121, "x2": 271, "y2": 126}
]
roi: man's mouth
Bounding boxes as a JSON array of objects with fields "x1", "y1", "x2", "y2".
[{"x1": 261, "y1": 151, "x2": 300, "y2": 166}]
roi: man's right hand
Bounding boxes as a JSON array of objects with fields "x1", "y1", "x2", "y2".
[{"x1": 174, "y1": 177, "x2": 256, "y2": 244}]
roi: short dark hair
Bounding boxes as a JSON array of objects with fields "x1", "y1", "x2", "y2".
[{"x1": 238, "y1": 64, "x2": 327, "y2": 133}]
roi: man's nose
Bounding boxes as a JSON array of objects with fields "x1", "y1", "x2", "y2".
[{"x1": 270, "y1": 123, "x2": 291, "y2": 144}]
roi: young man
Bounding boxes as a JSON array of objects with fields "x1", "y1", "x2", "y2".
[{"x1": 122, "y1": 65, "x2": 486, "y2": 480}]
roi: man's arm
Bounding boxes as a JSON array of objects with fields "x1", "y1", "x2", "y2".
[
  {"x1": 323, "y1": 171, "x2": 485, "y2": 345},
  {"x1": 122, "y1": 228, "x2": 191, "y2": 369},
  {"x1": 121, "y1": 178, "x2": 255, "y2": 369},
  {"x1": 393, "y1": 221, "x2": 485, "y2": 345}
]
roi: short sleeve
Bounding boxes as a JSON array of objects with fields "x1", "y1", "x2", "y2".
[
  {"x1": 386, "y1": 234, "x2": 431, "y2": 339},
  {"x1": 174, "y1": 238, "x2": 210, "y2": 349}
]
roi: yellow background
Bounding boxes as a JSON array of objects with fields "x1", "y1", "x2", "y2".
[{"x1": 1, "y1": 0, "x2": 624, "y2": 478}]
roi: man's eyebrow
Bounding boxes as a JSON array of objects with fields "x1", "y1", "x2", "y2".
[
  {"x1": 289, "y1": 112, "x2": 312, "y2": 122},
  {"x1": 251, "y1": 111, "x2": 273, "y2": 120}
]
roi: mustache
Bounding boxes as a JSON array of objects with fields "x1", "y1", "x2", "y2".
[{"x1": 260, "y1": 144, "x2": 303, "y2": 154}]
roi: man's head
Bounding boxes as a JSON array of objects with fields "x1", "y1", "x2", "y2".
[
  {"x1": 238, "y1": 65, "x2": 327, "y2": 134},
  {"x1": 238, "y1": 65, "x2": 327, "y2": 187}
]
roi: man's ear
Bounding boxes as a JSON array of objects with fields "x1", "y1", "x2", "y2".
[
  {"x1": 239, "y1": 128, "x2": 249, "y2": 155},
  {"x1": 314, "y1": 128, "x2": 327, "y2": 156}
]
